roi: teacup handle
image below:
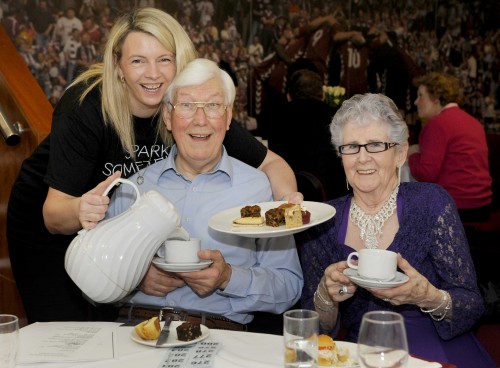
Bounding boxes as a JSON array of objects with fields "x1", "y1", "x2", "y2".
[
  {"x1": 103, "y1": 178, "x2": 141, "y2": 207},
  {"x1": 346, "y1": 252, "x2": 359, "y2": 269}
]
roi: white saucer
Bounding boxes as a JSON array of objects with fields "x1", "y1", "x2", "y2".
[
  {"x1": 152, "y1": 258, "x2": 213, "y2": 272},
  {"x1": 343, "y1": 268, "x2": 409, "y2": 289},
  {"x1": 130, "y1": 320, "x2": 209, "y2": 347}
]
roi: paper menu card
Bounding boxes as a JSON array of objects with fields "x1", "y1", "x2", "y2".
[
  {"x1": 158, "y1": 342, "x2": 221, "y2": 368},
  {"x1": 18, "y1": 322, "x2": 121, "y2": 364}
]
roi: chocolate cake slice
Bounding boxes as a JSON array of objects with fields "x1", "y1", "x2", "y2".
[{"x1": 176, "y1": 322, "x2": 202, "y2": 342}]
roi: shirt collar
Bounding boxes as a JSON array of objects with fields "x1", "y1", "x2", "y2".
[
  {"x1": 154, "y1": 145, "x2": 234, "y2": 183},
  {"x1": 442, "y1": 102, "x2": 458, "y2": 110}
]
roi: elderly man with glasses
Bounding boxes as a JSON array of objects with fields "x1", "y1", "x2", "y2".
[{"x1": 107, "y1": 59, "x2": 303, "y2": 333}]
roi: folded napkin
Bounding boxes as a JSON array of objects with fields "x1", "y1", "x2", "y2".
[{"x1": 409, "y1": 356, "x2": 442, "y2": 368}]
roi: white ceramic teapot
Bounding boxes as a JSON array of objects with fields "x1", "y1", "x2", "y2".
[{"x1": 64, "y1": 178, "x2": 189, "y2": 303}]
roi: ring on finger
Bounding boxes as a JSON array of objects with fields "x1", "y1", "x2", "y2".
[
  {"x1": 338, "y1": 285, "x2": 348, "y2": 295},
  {"x1": 383, "y1": 298, "x2": 390, "y2": 302}
]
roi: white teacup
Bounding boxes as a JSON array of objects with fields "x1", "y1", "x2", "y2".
[
  {"x1": 347, "y1": 249, "x2": 397, "y2": 281},
  {"x1": 160, "y1": 238, "x2": 201, "y2": 264}
]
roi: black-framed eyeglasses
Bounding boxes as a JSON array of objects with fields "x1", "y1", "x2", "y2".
[
  {"x1": 170, "y1": 102, "x2": 228, "y2": 119},
  {"x1": 338, "y1": 142, "x2": 399, "y2": 155}
]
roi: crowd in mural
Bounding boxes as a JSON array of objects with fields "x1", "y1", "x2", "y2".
[{"x1": 1, "y1": 0, "x2": 499, "y2": 133}]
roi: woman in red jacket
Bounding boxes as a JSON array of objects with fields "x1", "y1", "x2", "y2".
[{"x1": 408, "y1": 72, "x2": 492, "y2": 222}]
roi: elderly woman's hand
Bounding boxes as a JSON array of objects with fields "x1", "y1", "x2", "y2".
[
  {"x1": 323, "y1": 261, "x2": 358, "y2": 302},
  {"x1": 370, "y1": 254, "x2": 441, "y2": 307}
]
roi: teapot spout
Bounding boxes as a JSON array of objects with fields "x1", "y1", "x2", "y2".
[{"x1": 167, "y1": 227, "x2": 190, "y2": 241}]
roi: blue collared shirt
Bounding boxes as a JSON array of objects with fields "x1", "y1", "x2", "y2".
[{"x1": 108, "y1": 146, "x2": 303, "y2": 324}]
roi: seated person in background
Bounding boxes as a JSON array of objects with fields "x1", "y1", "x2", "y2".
[
  {"x1": 408, "y1": 72, "x2": 492, "y2": 222},
  {"x1": 299, "y1": 93, "x2": 495, "y2": 367},
  {"x1": 108, "y1": 58, "x2": 303, "y2": 331},
  {"x1": 268, "y1": 68, "x2": 347, "y2": 201}
]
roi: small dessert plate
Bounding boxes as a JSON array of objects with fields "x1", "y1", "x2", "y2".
[
  {"x1": 152, "y1": 258, "x2": 213, "y2": 272},
  {"x1": 320, "y1": 341, "x2": 360, "y2": 367},
  {"x1": 208, "y1": 201, "x2": 336, "y2": 238},
  {"x1": 130, "y1": 320, "x2": 209, "y2": 347},
  {"x1": 343, "y1": 268, "x2": 409, "y2": 289}
]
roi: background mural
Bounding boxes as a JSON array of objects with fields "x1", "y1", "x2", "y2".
[{"x1": 1, "y1": 0, "x2": 499, "y2": 134}]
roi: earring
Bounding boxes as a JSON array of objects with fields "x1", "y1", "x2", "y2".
[
  {"x1": 397, "y1": 165, "x2": 402, "y2": 186},
  {"x1": 120, "y1": 75, "x2": 125, "y2": 83},
  {"x1": 346, "y1": 177, "x2": 350, "y2": 191}
]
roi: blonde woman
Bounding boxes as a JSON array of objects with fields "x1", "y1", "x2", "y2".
[{"x1": 8, "y1": 8, "x2": 300, "y2": 324}]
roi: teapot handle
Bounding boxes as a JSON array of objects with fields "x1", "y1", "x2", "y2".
[{"x1": 103, "y1": 178, "x2": 141, "y2": 207}]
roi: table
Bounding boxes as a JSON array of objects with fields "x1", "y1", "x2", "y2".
[{"x1": 15, "y1": 323, "x2": 453, "y2": 368}]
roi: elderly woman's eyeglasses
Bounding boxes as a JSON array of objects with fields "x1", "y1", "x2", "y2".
[
  {"x1": 170, "y1": 102, "x2": 227, "y2": 119},
  {"x1": 338, "y1": 142, "x2": 399, "y2": 155}
]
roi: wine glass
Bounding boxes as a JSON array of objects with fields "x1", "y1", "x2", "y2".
[{"x1": 357, "y1": 311, "x2": 409, "y2": 368}]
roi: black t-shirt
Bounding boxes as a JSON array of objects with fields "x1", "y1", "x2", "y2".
[
  {"x1": 268, "y1": 98, "x2": 347, "y2": 201},
  {"x1": 8, "y1": 83, "x2": 267, "y2": 241}
]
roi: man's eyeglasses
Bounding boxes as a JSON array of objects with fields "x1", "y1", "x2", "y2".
[
  {"x1": 170, "y1": 102, "x2": 227, "y2": 119},
  {"x1": 338, "y1": 142, "x2": 399, "y2": 155}
]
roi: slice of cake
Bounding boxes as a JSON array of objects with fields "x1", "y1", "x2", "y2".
[
  {"x1": 240, "y1": 205, "x2": 261, "y2": 218},
  {"x1": 265, "y1": 207, "x2": 285, "y2": 227},
  {"x1": 176, "y1": 322, "x2": 202, "y2": 341},
  {"x1": 282, "y1": 204, "x2": 303, "y2": 228},
  {"x1": 233, "y1": 205, "x2": 264, "y2": 227},
  {"x1": 233, "y1": 216, "x2": 265, "y2": 226}
]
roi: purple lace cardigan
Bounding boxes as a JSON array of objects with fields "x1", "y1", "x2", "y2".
[{"x1": 299, "y1": 182, "x2": 484, "y2": 341}]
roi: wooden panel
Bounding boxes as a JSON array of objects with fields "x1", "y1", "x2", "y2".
[{"x1": 0, "y1": 25, "x2": 52, "y2": 327}]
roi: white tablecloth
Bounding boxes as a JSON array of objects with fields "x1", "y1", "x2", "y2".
[{"x1": 15, "y1": 324, "x2": 441, "y2": 368}]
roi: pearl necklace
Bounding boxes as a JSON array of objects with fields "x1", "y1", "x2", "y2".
[{"x1": 349, "y1": 186, "x2": 399, "y2": 249}]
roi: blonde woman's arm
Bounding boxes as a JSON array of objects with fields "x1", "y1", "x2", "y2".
[
  {"x1": 259, "y1": 149, "x2": 303, "y2": 203},
  {"x1": 43, "y1": 171, "x2": 121, "y2": 234}
]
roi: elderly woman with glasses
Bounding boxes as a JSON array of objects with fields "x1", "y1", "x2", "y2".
[{"x1": 298, "y1": 94, "x2": 495, "y2": 367}]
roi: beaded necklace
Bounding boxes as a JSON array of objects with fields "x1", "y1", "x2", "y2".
[{"x1": 349, "y1": 186, "x2": 399, "y2": 249}]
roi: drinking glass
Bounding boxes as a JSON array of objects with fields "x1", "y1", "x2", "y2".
[
  {"x1": 357, "y1": 311, "x2": 408, "y2": 368},
  {"x1": 283, "y1": 309, "x2": 319, "y2": 368},
  {"x1": 0, "y1": 314, "x2": 19, "y2": 368}
]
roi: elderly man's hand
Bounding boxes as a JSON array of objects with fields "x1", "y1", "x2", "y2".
[
  {"x1": 139, "y1": 264, "x2": 186, "y2": 296},
  {"x1": 178, "y1": 249, "x2": 232, "y2": 296}
]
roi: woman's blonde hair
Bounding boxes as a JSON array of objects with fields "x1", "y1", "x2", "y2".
[{"x1": 69, "y1": 7, "x2": 198, "y2": 158}]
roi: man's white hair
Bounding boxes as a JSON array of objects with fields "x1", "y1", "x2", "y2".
[{"x1": 164, "y1": 58, "x2": 236, "y2": 106}]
